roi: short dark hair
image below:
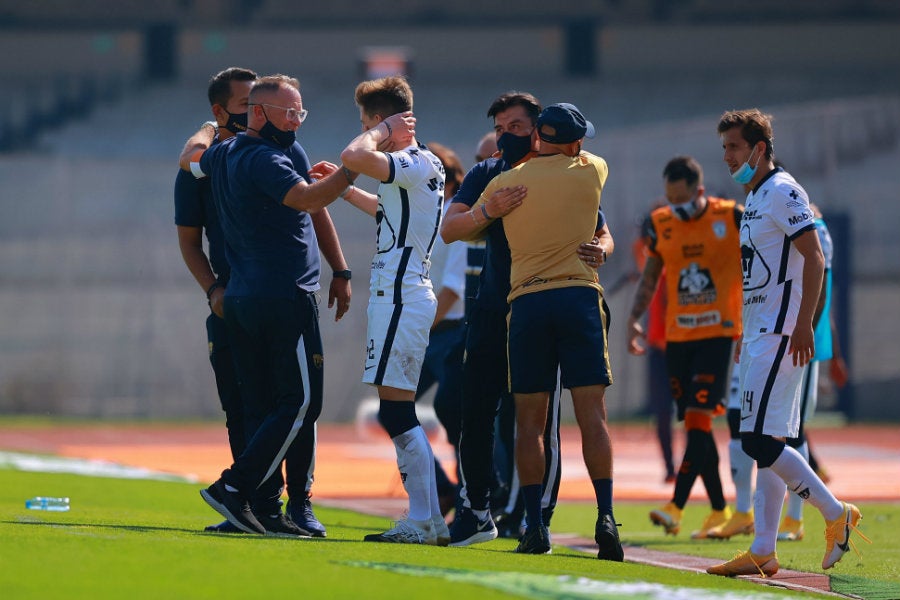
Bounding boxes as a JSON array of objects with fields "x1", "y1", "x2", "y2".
[
  {"x1": 717, "y1": 108, "x2": 775, "y2": 160},
  {"x1": 663, "y1": 156, "x2": 703, "y2": 188},
  {"x1": 355, "y1": 76, "x2": 413, "y2": 119},
  {"x1": 487, "y1": 91, "x2": 541, "y2": 124},
  {"x1": 207, "y1": 67, "x2": 257, "y2": 107}
]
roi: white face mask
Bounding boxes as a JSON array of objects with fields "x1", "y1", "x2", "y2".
[
  {"x1": 668, "y1": 195, "x2": 701, "y2": 221},
  {"x1": 731, "y1": 145, "x2": 762, "y2": 185}
]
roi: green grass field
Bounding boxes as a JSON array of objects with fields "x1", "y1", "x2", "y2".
[{"x1": 2, "y1": 467, "x2": 898, "y2": 600}]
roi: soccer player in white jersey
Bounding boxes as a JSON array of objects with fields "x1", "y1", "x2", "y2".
[
  {"x1": 339, "y1": 76, "x2": 448, "y2": 545},
  {"x1": 708, "y1": 109, "x2": 868, "y2": 577}
]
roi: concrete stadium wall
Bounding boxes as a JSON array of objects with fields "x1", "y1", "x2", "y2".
[{"x1": 1, "y1": 21, "x2": 899, "y2": 422}]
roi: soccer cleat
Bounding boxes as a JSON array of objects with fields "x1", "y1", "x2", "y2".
[
  {"x1": 515, "y1": 525, "x2": 552, "y2": 554},
  {"x1": 822, "y1": 502, "x2": 870, "y2": 569},
  {"x1": 204, "y1": 519, "x2": 242, "y2": 533},
  {"x1": 707, "y1": 550, "x2": 779, "y2": 577},
  {"x1": 777, "y1": 515, "x2": 805, "y2": 541},
  {"x1": 256, "y1": 512, "x2": 313, "y2": 538},
  {"x1": 200, "y1": 479, "x2": 265, "y2": 534},
  {"x1": 707, "y1": 509, "x2": 754, "y2": 539},
  {"x1": 448, "y1": 507, "x2": 498, "y2": 547},
  {"x1": 287, "y1": 495, "x2": 327, "y2": 538},
  {"x1": 595, "y1": 513, "x2": 624, "y2": 562},
  {"x1": 691, "y1": 507, "x2": 733, "y2": 539},
  {"x1": 649, "y1": 502, "x2": 683, "y2": 536},
  {"x1": 432, "y1": 515, "x2": 450, "y2": 547},
  {"x1": 364, "y1": 518, "x2": 435, "y2": 544}
]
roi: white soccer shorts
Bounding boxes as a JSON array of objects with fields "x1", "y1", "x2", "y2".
[
  {"x1": 738, "y1": 334, "x2": 804, "y2": 438},
  {"x1": 363, "y1": 299, "x2": 436, "y2": 392}
]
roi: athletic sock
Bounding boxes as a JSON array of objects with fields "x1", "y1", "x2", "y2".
[
  {"x1": 425, "y1": 439, "x2": 442, "y2": 519},
  {"x1": 392, "y1": 426, "x2": 434, "y2": 522},
  {"x1": 592, "y1": 478, "x2": 614, "y2": 519},
  {"x1": 769, "y1": 444, "x2": 842, "y2": 521},
  {"x1": 729, "y1": 439, "x2": 755, "y2": 513},
  {"x1": 672, "y1": 429, "x2": 705, "y2": 507},
  {"x1": 699, "y1": 430, "x2": 726, "y2": 511},
  {"x1": 750, "y1": 467, "x2": 786, "y2": 556},
  {"x1": 785, "y1": 441, "x2": 809, "y2": 520},
  {"x1": 522, "y1": 484, "x2": 544, "y2": 531}
]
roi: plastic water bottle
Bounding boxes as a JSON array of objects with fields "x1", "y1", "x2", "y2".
[{"x1": 25, "y1": 497, "x2": 70, "y2": 511}]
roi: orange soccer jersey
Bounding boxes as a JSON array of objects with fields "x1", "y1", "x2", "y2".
[{"x1": 645, "y1": 197, "x2": 743, "y2": 342}]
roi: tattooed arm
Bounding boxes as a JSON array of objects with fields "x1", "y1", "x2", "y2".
[{"x1": 626, "y1": 254, "x2": 664, "y2": 356}]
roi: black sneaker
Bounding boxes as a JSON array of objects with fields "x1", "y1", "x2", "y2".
[
  {"x1": 256, "y1": 512, "x2": 312, "y2": 538},
  {"x1": 448, "y1": 507, "x2": 498, "y2": 547},
  {"x1": 515, "y1": 525, "x2": 551, "y2": 554},
  {"x1": 204, "y1": 519, "x2": 242, "y2": 533},
  {"x1": 287, "y1": 495, "x2": 327, "y2": 538},
  {"x1": 595, "y1": 513, "x2": 624, "y2": 562},
  {"x1": 494, "y1": 512, "x2": 524, "y2": 539},
  {"x1": 200, "y1": 480, "x2": 265, "y2": 534}
]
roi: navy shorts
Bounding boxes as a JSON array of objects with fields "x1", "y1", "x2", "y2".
[{"x1": 508, "y1": 286, "x2": 613, "y2": 393}]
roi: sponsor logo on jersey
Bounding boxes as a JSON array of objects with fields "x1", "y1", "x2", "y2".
[
  {"x1": 675, "y1": 310, "x2": 722, "y2": 328},
  {"x1": 398, "y1": 155, "x2": 410, "y2": 168},
  {"x1": 744, "y1": 293, "x2": 767, "y2": 305},
  {"x1": 682, "y1": 243, "x2": 704, "y2": 258},
  {"x1": 788, "y1": 211, "x2": 811, "y2": 226},
  {"x1": 676, "y1": 262, "x2": 716, "y2": 305},
  {"x1": 313, "y1": 354, "x2": 324, "y2": 369}
]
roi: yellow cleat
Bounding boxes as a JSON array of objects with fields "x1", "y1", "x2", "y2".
[
  {"x1": 706, "y1": 508, "x2": 753, "y2": 540},
  {"x1": 707, "y1": 509, "x2": 754, "y2": 540},
  {"x1": 777, "y1": 515, "x2": 804, "y2": 541},
  {"x1": 822, "y1": 502, "x2": 871, "y2": 569},
  {"x1": 707, "y1": 550, "x2": 779, "y2": 577},
  {"x1": 649, "y1": 502, "x2": 683, "y2": 536},
  {"x1": 691, "y1": 507, "x2": 733, "y2": 539}
]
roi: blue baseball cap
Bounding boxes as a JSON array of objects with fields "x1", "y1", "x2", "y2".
[{"x1": 536, "y1": 103, "x2": 595, "y2": 144}]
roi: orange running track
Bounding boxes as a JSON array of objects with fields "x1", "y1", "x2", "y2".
[{"x1": 1, "y1": 421, "x2": 897, "y2": 503}]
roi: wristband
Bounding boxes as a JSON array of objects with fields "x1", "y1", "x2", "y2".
[
  {"x1": 206, "y1": 280, "x2": 225, "y2": 300},
  {"x1": 340, "y1": 185, "x2": 354, "y2": 200},
  {"x1": 480, "y1": 204, "x2": 493, "y2": 221},
  {"x1": 382, "y1": 120, "x2": 393, "y2": 138},
  {"x1": 333, "y1": 269, "x2": 352, "y2": 280}
]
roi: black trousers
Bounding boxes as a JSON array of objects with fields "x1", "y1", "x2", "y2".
[
  {"x1": 221, "y1": 291, "x2": 323, "y2": 513},
  {"x1": 457, "y1": 304, "x2": 561, "y2": 513}
]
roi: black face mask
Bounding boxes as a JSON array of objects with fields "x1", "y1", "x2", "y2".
[
  {"x1": 256, "y1": 108, "x2": 295, "y2": 148},
  {"x1": 497, "y1": 132, "x2": 532, "y2": 165},
  {"x1": 223, "y1": 110, "x2": 248, "y2": 133}
]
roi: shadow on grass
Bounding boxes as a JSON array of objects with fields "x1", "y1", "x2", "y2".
[{"x1": 8, "y1": 519, "x2": 363, "y2": 542}]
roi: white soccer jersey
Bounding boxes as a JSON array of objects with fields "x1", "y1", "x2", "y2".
[
  {"x1": 740, "y1": 168, "x2": 817, "y2": 341},
  {"x1": 370, "y1": 143, "x2": 445, "y2": 304}
]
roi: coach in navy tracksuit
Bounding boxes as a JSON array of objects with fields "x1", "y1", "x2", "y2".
[{"x1": 179, "y1": 74, "x2": 354, "y2": 535}]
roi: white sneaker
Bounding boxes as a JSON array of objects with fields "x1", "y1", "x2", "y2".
[
  {"x1": 432, "y1": 515, "x2": 450, "y2": 546},
  {"x1": 363, "y1": 518, "x2": 434, "y2": 544}
]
